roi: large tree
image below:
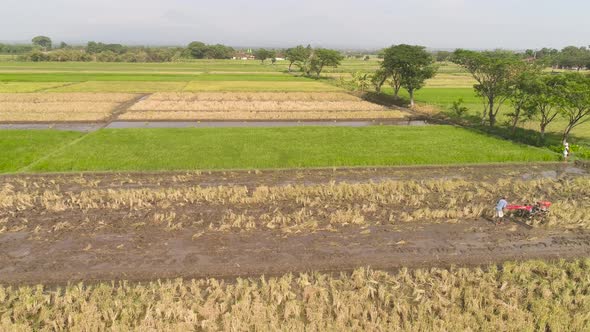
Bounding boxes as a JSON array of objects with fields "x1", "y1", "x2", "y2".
[
  {"x1": 31, "y1": 36, "x2": 52, "y2": 51},
  {"x1": 371, "y1": 68, "x2": 390, "y2": 93},
  {"x1": 204, "y1": 44, "x2": 235, "y2": 59},
  {"x1": 528, "y1": 75, "x2": 564, "y2": 141},
  {"x1": 254, "y1": 49, "x2": 275, "y2": 64},
  {"x1": 558, "y1": 72, "x2": 590, "y2": 143},
  {"x1": 285, "y1": 45, "x2": 311, "y2": 72},
  {"x1": 186, "y1": 41, "x2": 208, "y2": 59},
  {"x1": 507, "y1": 64, "x2": 543, "y2": 134},
  {"x1": 308, "y1": 49, "x2": 344, "y2": 78},
  {"x1": 557, "y1": 46, "x2": 590, "y2": 70},
  {"x1": 382, "y1": 45, "x2": 436, "y2": 107},
  {"x1": 452, "y1": 49, "x2": 522, "y2": 126},
  {"x1": 185, "y1": 42, "x2": 235, "y2": 59}
]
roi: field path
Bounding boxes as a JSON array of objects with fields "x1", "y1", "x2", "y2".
[{"x1": 1, "y1": 221, "x2": 589, "y2": 285}]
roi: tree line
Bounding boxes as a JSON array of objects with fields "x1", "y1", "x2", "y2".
[
  {"x1": 7, "y1": 36, "x2": 348, "y2": 69},
  {"x1": 526, "y1": 46, "x2": 590, "y2": 70},
  {"x1": 433, "y1": 46, "x2": 590, "y2": 71},
  {"x1": 346, "y1": 45, "x2": 590, "y2": 145},
  {"x1": 451, "y1": 49, "x2": 590, "y2": 144}
]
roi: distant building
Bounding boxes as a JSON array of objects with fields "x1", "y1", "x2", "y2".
[{"x1": 232, "y1": 52, "x2": 256, "y2": 60}]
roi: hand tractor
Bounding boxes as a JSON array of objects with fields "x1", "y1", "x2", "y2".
[{"x1": 506, "y1": 201, "x2": 552, "y2": 221}]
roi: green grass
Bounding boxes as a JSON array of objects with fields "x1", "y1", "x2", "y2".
[
  {"x1": 47, "y1": 81, "x2": 190, "y2": 93},
  {"x1": 23, "y1": 126, "x2": 556, "y2": 172},
  {"x1": 0, "y1": 60, "x2": 287, "y2": 73},
  {"x1": 37, "y1": 80, "x2": 339, "y2": 92},
  {"x1": 0, "y1": 72, "x2": 309, "y2": 82},
  {"x1": 0, "y1": 130, "x2": 84, "y2": 172},
  {"x1": 0, "y1": 82, "x2": 71, "y2": 92}
]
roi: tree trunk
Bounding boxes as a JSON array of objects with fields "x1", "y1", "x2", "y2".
[
  {"x1": 316, "y1": 65, "x2": 324, "y2": 78},
  {"x1": 562, "y1": 123, "x2": 574, "y2": 144},
  {"x1": 488, "y1": 98, "x2": 496, "y2": 127},
  {"x1": 394, "y1": 85, "x2": 400, "y2": 97},
  {"x1": 288, "y1": 62, "x2": 293, "y2": 72},
  {"x1": 510, "y1": 108, "x2": 521, "y2": 135},
  {"x1": 409, "y1": 89, "x2": 415, "y2": 108},
  {"x1": 539, "y1": 123, "x2": 547, "y2": 142}
]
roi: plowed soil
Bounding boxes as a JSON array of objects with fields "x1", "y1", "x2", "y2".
[{"x1": 1, "y1": 163, "x2": 589, "y2": 285}]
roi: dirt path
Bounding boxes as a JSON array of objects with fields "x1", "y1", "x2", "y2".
[{"x1": 1, "y1": 221, "x2": 589, "y2": 285}]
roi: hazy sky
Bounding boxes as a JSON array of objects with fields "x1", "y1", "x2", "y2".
[{"x1": 1, "y1": 0, "x2": 588, "y2": 49}]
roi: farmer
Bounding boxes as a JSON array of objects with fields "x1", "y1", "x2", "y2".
[
  {"x1": 495, "y1": 197, "x2": 508, "y2": 225},
  {"x1": 563, "y1": 142, "x2": 570, "y2": 160}
]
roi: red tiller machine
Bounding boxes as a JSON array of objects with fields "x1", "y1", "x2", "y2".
[{"x1": 506, "y1": 201, "x2": 552, "y2": 219}]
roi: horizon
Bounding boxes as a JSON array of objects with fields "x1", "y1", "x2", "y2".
[
  {"x1": 1, "y1": 0, "x2": 589, "y2": 50},
  {"x1": 0, "y1": 39, "x2": 576, "y2": 53}
]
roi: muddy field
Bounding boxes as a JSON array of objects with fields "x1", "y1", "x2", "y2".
[{"x1": 1, "y1": 163, "x2": 589, "y2": 284}]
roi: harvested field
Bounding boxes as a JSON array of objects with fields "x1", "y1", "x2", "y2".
[
  {"x1": 2, "y1": 173, "x2": 589, "y2": 234},
  {"x1": 118, "y1": 110, "x2": 405, "y2": 121},
  {"x1": 182, "y1": 81, "x2": 342, "y2": 92},
  {"x1": 122, "y1": 92, "x2": 403, "y2": 121},
  {"x1": 129, "y1": 101, "x2": 386, "y2": 112},
  {"x1": 146, "y1": 92, "x2": 361, "y2": 101},
  {"x1": 1, "y1": 165, "x2": 589, "y2": 285},
  {"x1": 0, "y1": 93, "x2": 140, "y2": 122},
  {"x1": 2, "y1": 260, "x2": 590, "y2": 331}
]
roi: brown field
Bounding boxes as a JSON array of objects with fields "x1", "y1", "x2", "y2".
[
  {"x1": 0, "y1": 93, "x2": 140, "y2": 122},
  {"x1": 3, "y1": 260, "x2": 590, "y2": 331},
  {"x1": 121, "y1": 92, "x2": 405, "y2": 121},
  {"x1": 1, "y1": 164, "x2": 589, "y2": 285},
  {"x1": 2, "y1": 165, "x2": 590, "y2": 330},
  {"x1": 146, "y1": 92, "x2": 361, "y2": 101},
  {"x1": 118, "y1": 110, "x2": 405, "y2": 120},
  {"x1": 128, "y1": 101, "x2": 387, "y2": 112}
]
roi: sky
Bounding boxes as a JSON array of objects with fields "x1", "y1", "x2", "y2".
[{"x1": 1, "y1": 0, "x2": 588, "y2": 50}]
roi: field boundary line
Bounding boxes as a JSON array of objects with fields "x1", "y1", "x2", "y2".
[
  {"x1": 16, "y1": 131, "x2": 97, "y2": 173},
  {"x1": 35, "y1": 81, "x2": 82, "y2": 92},
  {"x1": 179, "y1": 81, "x2": 191, "y2": 92},
  {"x1": 14, "y1": 94, "x2": 150, "y2": 173},
  {"x1": 7, "y1": 161, "x2": 573, "y2": 177},
  {"x1": 13, "y1": 93, "x2": 150, "y2": 174},
  {"x1": 103, "y1": 93, "x2": 151, "y2": 127}
]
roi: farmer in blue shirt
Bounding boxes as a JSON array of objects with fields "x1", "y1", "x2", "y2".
[{"x1": 495, "y1": 197, "x2": 508, "y2": 224}]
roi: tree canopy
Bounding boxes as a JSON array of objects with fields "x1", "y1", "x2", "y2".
[
  {"x1": 31, "y1": 36, "x2": 52, "y2": 50},
  {"x1": 285, "y1": 45, "x2": 312, "y2": 72},
  {"x1": 253, "y1": 49, "x2": 275, "y2": 64},
  {"x1": 185, "y1": 42, "x2": 234, "y2": 59},
  {"x1": 557, "y1": 73, "x2": 590, "y2": 143},
  {"x1": 452, "y1": 49, "x2": 523, "y2": 126},
  {"x1": 308, "y1": 48, "x2": 344, "y2": 78},
  {"x1": 382, "y1": 44, "x2": 437, "y2": 107}
]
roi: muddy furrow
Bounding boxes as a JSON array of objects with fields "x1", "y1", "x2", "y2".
[{"x1": 1, "y1": 220, "x2": 589, "y2": 285}]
